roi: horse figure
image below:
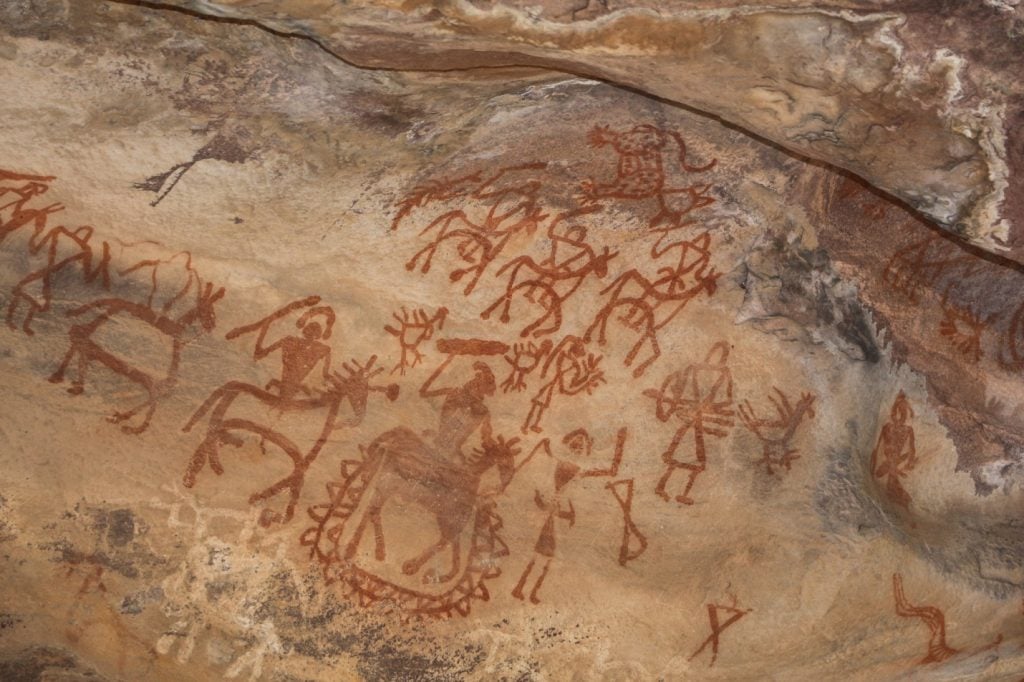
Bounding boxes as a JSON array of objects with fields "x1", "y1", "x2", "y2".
[
  {"x1": 586, "y1": 232, "x2": 719, "y2": 377},
  {"x1": 48, "y1": 280, "x2": 225, "y2": 434},
  {"x1": 183, "y1": 356, "x2": 399, "y2": 526},
  {"x1": 343, "y1": 432, "x2": 520, "y2": 584},
  {"x1": 482, "y1": 247, "x2": 617, "y2": 338},
  {"x1": 402, "y1": 164, "x2": 548, "y2": 295}
]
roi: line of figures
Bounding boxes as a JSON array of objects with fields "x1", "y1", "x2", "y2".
[
  {"x1": 1, "y1": 169, "x2": 227, "y2": 434},
  {"x1": 391, "y1": 123, "x2": 724, "y2": 379}
]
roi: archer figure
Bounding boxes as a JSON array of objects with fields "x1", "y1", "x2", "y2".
[{"x1": 644, "y1": 341, "x2": 734, "y2": 505}]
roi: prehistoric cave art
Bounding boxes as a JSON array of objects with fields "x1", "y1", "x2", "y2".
[
  {"x1": 606, "y1": 478, "x2": 647, "y2": 567},
  {"x1": 0, "y1": 168, "x2": 226, "y2": 434},
  {"x1": 482, "y1": 206, "x2": 618, "y2": 339},
  {"x1": 0, "y1": 169, "x2": 62, "y2": 247},
  {"x1": 738, "y1": 387, "x2": 816, "y2": 475},
  {"x1": 511, "y1": 427, "x2": 630, "y2": 604},
  {"x1": 395, "y1": 163, "x2": 549, "y2": 296},
  {"x1": 392, "y1": 124, "x2": 722, "y2": 378},
  {"x1": 891, "y1": 573, "x2": 958, "y2": 665},
  {"x1": 580, "y1": 123, "x2": 717, "y2": 228},
  {"x1": 521, "y1": 334, "x2": 606, "y2": 434},
  {"x1": 302, "y1": 339, "x2": 522, "y2": 618},
  {"x1": 870, "y1": 392, "x2": 920, "y2": 510},
  {"x1": 384, "y1": 305, "x2": 448, "y2": 374},
  {"x1": 183, "y1": 296, "x2": 399, "y2": 526},
  {"x1": 586, "y1": 229, "x2": 720, "y2": 377},
  {"x1": 645, "y1": 341, "x2": 735, "y2": 506},
  {"x1": 687, "y1": 596, "x2": 751, "y2": 667},
  {"x1": 6, "y1": 224, "x2": 111, "y2": 336}
]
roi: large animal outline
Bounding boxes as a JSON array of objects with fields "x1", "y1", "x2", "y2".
[
  {"x1": 182, "y1": 297, "x2": 398, "y2": 526},
  {"x1": 49, "y1": 279, "x2": 225, "y2": 434}
]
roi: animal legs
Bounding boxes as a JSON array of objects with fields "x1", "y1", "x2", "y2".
[
  {"x1": 402, "y1": 537, "x2": 450, "y2": 577},
  {"x1": 345, "y1": 488, "x2": 388, "y2": 561},
  {"x1": 424, "y1": 537, "x2": 460, "y2": 584}
]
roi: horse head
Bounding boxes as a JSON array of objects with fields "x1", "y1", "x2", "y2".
[
  {"x1": 329, "y1": 355, "x2": 400, "y2": 428},
  {"x1": 595, "y1": 248, "x2": 619, "y2": 277},
  {"x1": 467, "y1": 435, "x2": 521, "y2": 493},
  {"x1": 189, "y1": 280, "x2": 226, "y2": 333}
]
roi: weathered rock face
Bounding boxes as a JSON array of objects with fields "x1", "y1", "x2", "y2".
[
  {"x1": 149, "y1": 0, "x2": 1024, "y2": 262},
  {"x1": 0, "y1": 1, "x2": 1021, "y2": 680}
]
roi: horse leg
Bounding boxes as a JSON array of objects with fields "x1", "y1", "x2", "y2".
[
  {"x1": 407, "y1": 241, "x2": 437, "y2": 273},
  {"x1": 48, "y1": 339, "x2": 78, "y2": 385},
  {"x1": 345, "y1": 487, "x2": 387, "y2": 561},
  {"x1": 523, "y1": 288, "x2": 561, "y2": 338},
  {"x1": 402, "y1": 537, "x2": 449, "y2": 576},
  {"x1": 249, "y1": 447, "x2": 307, "y2": 526},
  {"x1": 480, "y1": 288, "x2": 512, "y2": 323},
  {"x1": 425, "y1": 536, "x2": 460, "y2": 584}
]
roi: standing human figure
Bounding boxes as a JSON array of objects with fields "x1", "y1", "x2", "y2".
[
  {"x1": 644, "y1": 341, "x2": 734, "y2": 505},
  {"x1": 870, "y1": 392, "x2": 918, "y2": 509},
  {"x1": 522, "y1": 335, "x2": 605, "y2": 434},
  {"x1": 512, "y1": 427, "x2": 625, "y2": 603}
]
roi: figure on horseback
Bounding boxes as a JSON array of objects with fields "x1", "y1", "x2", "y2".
[
  {"x1": 182, "y1": 296, "x2": 399, "y2": 526},
  {"x1": 481, "y1": 207, "x2": 618, "y2": 338},
  {"x1": 342, "y1": 340, "x2": 522, "y2": 585},
  {"x1": 586, "y1": 231, "x2": 719, "y2": 377},
  {"x1": 398, "y1": 163, "x2": 549, "y2": 295}
]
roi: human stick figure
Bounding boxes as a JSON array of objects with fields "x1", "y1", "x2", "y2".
[
  {"x1": 512, "y1": 427, "x2": 626, "y2": 604},
  {"x1": 644, "y1": 341, "x2": 734, "y2": 505}
]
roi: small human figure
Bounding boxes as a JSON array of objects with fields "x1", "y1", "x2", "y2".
[
  {"x1": 422, "y1": 339, "x2": 509, "y2": 463},
  {"x1": 225, "y1": 296, "x2": 335, "y2": 401},
  {"x1": 644, "y1": 341, "x2": 734, "y2": 505},
  {"x1": 512, "y1": 427, "x2": 626, "y2": 604},
  {"x1": 522, "y1": 335, "x2": 605, "y2": 434},
  {"x1": 688, "y1": 595, "x2": 751, "y2": 667},
  {"x1": 501, "y1": 339, "x2": 552, "y2": 392},
  {"x1": 870, "y1": 392, "x2": 919, "y2": 510}
]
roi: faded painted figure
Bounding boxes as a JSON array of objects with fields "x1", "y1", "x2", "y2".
[
  {"x1": 344, "y1": 341, "x2": 521, "y2": 583},
  {"x1": 48, "y1": 279, "x2": 225, "y2": 434},
  {"x1": 581, "y1": 123, "x2": 716, "y2": 228},
  {"x1": 870, "y1": 392, "x2": 919, "y2": 509},
  {"x1": 645, "y1": 341, "x2": 734, "y2": 505}
]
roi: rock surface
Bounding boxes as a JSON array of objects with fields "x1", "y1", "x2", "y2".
[
  {"x1": 0, "y1": 1, "x2": 1021, "y2": 680},
  {"x1": 150, "y1": 0, "x2": 1024, "y2": 262}
]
